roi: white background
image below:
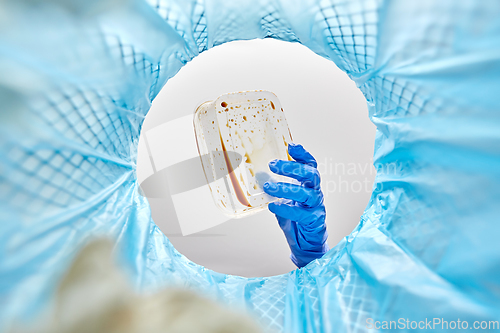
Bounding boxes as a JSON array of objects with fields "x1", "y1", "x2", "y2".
[{"x1": 137, "y1": 39, "x2": 376, "y2": 277}]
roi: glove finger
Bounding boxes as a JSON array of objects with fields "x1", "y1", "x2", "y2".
[
  {"x1": 287, "y1": 143, "x2": 317, "y2": 168},
  {"x1": 268, "y1": 200, "x2": 314, "y2": 223},
  {"x1": 263, "y1": 182, "x2": 323, "y2": 207},
  {"x1": 268, "y1": 160, "x2": 320, "y2": 189}
]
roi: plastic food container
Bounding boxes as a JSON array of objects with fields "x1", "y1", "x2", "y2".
[{"x1": 194, "y1": 91, "x2": 294, "y2": 218}]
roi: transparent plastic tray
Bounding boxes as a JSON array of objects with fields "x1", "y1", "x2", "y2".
[{"x1": 194, "y1": 91, "x2": 294, "y2": 218}]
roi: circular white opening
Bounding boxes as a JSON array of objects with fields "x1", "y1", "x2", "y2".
[{"x1": 137, "y1": 39, "x2": 376, "y2": 277}]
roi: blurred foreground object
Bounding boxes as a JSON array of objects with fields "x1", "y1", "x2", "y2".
[{"x1": 12, "y1": 240, "x2": 261, "y2": 333}]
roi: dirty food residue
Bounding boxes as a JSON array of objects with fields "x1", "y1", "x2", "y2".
[{"x1": 219, "y1": 134, "x2": 251, "y2": 207}]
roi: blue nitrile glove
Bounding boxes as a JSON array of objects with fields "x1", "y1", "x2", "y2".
[{"x1": 263, "y1": 143, "x2": 329, "y2": 268}]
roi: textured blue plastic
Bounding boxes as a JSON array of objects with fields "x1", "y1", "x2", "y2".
[{"x1": 1, "y1": 0, "x2": 500, "y2": 332}]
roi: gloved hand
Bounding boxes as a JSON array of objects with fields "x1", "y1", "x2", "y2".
[{"x1": 263, "y1": 143, "x2": 329, "y2": 268}]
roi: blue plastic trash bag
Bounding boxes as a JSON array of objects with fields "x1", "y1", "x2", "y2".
[{"x1": 1, "y1": 0, "x2": 500, "y2": 332}]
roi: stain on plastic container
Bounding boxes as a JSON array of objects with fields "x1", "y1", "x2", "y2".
[{"x1": 193, "y1": 91, "x2": 294, "y2": 218}]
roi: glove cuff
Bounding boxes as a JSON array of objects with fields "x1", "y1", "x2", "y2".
[{"x1": 290, "y1": 243, "x2": 330, "y2": 268}]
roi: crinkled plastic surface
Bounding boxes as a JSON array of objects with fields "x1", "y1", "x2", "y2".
[{"x1": 1, "y1": 0, "x2": 500, "y2": 332}]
